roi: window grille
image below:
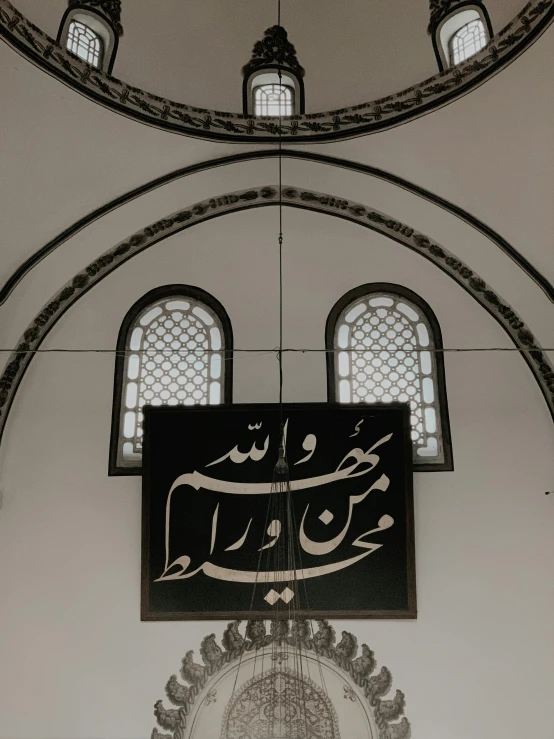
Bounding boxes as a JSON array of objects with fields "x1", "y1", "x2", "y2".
[
  {"x1": 449, "y1": 19, "x2": 487, "y2": 65},
  {"x1": 67, "y1": 20, "x2": 103, "y2": 67},
  {"x1": 111, "y1": 289, "x2": 232, "y2": 471},
  {"x1": 253, "y1": 84, "x2": 294, "y2": 116},
  {"x1": 328, "y1": 286, "x2": 452, "y2": 468}
]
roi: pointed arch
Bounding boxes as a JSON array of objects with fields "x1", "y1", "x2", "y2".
[{"x1": 1, "y1": 185, "x2": 553, "y2": 453}]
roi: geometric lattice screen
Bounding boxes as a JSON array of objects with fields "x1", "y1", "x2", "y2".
[
  {"x1": 334, "y1": 291, "x2": 446, "y2": 464},
  {"x1": 116, "y1": 296, "x2": 225, "y2": 467}
]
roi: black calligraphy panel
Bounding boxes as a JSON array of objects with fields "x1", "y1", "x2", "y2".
[{"x1": 141, "y1": 403, "x2": 416, "y2": 619}]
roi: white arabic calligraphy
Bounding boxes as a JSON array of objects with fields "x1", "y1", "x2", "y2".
[
  {"x1": 294, "y1": 434, "x2": 317, "y2": 465},
  {"x1": 299, "y1": 474, "x2": 390, "y2": 556},
  {"x1": 349, "y1": 418, "x2": 364, "y2": 438},
  {"x1": 205, "y1": 435, "x2": 269, "y2": 467},
  {"x1": 159, "y1": 432, "x2": 395, "y2": 581}
]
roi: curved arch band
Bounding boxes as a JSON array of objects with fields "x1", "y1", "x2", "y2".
[
  {"x1": 0, "y1": 0, "x2": 552, "y2": 142},
  {"x1": 2, "y1": 150, "x2": 552, "y2": 307},
  {"x1": 1, "y1": 184, "x2": 553, "y2": 449}
]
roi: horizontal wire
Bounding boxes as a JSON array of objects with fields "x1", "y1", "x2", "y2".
[{"x1": 0, "y1": 347, "x2": 553, "y2": 355}]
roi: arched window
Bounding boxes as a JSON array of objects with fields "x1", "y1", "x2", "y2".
[
  {"x1": 57, "y1": 4, "x2": 122, "y2": 74},
  {"x1": 326, "y1": 284, "x2": 453, "y2": 470},
  {"x1": 254, "y1": 81, "x2": 294, "y2": 117},
  {"x1": 67, "y1": 20, "x2": 103, "y2": 67},
  {"x1": 109, "y1": 286, "x2": 233, "y2": 475},
  {"x1": 242, "y1": 26, "x2": 305, "y2": 115},
  {"x1": 431, "y1": 4, "x2": 492, "y2": 71},
  {"x1": 449, "y1": 18, "x2": 487, "y2": 65}
]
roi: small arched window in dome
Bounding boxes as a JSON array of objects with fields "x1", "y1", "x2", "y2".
[
  {"x1": 449, "y1": 18, "x2": 487, "y2": 65},
  {"x1": 110, "y1": 286, "x2": 233, "y2": 474},
  {"x1": 431, "y1": 4, "x2": 492, "y2": 71},
  {"x1": 252, "y1": 73, "x2": 295, "y2": 117},
  {"x1": 67, "y1": 19, "x2": 103, "y2": 67},
  {"x1": 326, "y1": 284, "x2": 452, "y2": 470}
]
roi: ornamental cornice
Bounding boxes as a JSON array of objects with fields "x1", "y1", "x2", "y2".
[
  {"x1": 242, "y1": 24, "x2": 305, "y2": 78},
  {"x1": 67, "y1": 0, "x2": 123, "y2": 36},
  {"x1": 1, "y1": 185, "x2": 553, "y2": 450},
  {"x1": 0, "y1": 0, "x2": 552, "y2": 142}
]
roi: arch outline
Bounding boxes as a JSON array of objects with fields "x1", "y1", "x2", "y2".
[
  {"x1": 109, "y1": 284, "x2": 234, "y2": 476},
  {"x1": 1, "y1": 185, "x2": 553, "y2": 454},
  {"x1": 326, "y1": 282, "x2": 453, "y2": 471}
]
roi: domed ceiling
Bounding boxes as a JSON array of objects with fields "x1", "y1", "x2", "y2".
[{"x1": 14, "y1": 0, "x2": 525, "y2": 110}]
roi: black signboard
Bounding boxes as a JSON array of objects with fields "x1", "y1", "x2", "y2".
[{"x1": 142, "y1": 403, "x2": 416, "y2": 620}]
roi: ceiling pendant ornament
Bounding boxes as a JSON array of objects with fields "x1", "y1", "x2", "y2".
[
  {"x1": 150, "y1": 619, "x2": 411, "y2": 739},
  {"x1": 242, "y1": 25, "x2": 305, "y2": 79},
  {"x1": 67, "y1": 0, "x2": 123, "y2": 36}
]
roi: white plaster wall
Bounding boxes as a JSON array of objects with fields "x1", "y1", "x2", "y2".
[{"x1": 0, "y1": 210, "x2": 553, "y2": 739}]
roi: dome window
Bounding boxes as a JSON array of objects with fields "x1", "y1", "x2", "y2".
[
  {"x1": 252, "y1": 73, "x2": 295, "y2": 117},
  {"x1": 428, "y1": 2, "x2": 492, "y2": 72},
  {"x1": 449, "y1": 18, "x2": 487, "y2": 65},
  {"x1": 242, "y1": 26, "x2": 305, "y2": 116},
  {"x1": 57, "y1": 1, "x2": 123, "y2": 74},
  {"x1": 67, "y1": 20, "x2": 103, "y2": 67}
]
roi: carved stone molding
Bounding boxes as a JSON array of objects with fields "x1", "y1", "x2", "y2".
[
  {"x1": 67, "y1": 0, "x2": 123, "y2": 36},
  {"x1": 1, "y1": 150, "x2": 551, "y2": 307},
  {"x1": 0, "y1": 185, "x2": 553, "y2": 448},
  {"x1": 242, "y1": 24, "x2": 305, "y2": 77},
  {"x1": 0, "y1": 0, "x2": 552, "y2": 141},
  {"x1": 151, "y1": 619, "x2": 411, "y2": 739}
]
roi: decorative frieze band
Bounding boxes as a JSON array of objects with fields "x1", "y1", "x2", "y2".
[
  {"x1": 0, "y1": 0, "x2": 552, "y2": 141},
  {"x1": 0, "y1": 185, "x2": 553, "y2": 447}
]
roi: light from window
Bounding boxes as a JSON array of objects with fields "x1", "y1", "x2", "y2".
[
  {"x1": 449, "y1": 19, "x2": 487, "y2": 65},
  {"x1": 67, "y1": 20, "x2": 103, "y2": 67},
  {"x1": 119, "y1": 297, "x2": 224, "y2": 462},
  {"x1": 335, "y1": 293, "x2": 442, "y2": 460},
  {"x1": 254, "y1": 84, "x2": 294, "y2": 116}
]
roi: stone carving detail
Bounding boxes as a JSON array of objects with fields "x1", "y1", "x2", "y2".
[
  {"x1": 181, "y1": 651, "x2": 206, "y2": 686},
  {"x1": 221, "y1": 668, "x2": 339, "y2": 739},
  {"x1": 67, "y1": 0, "x2": 123, "y2": 35},
  {"x1": 166, "y1": 675, "x2": 191, "y2": 707},
  {"x1": 314, "y1": 619, "x2": 336, "y2": 653},
  {"x1": 245, "y1": 618, "x2": 268, "y2": 645},
  {"x1": 242, "y1": 24, "x2": 305, "y2": 77},
  {"x1": 352, "y1": 644, "x2": 377, "y2": 683},
  {"x1": 0, "y1": 0, "x2": 552, "y2": 140},
  {"x1": 335, "y1": 630, "x2": 358, "y2": 662},
  {"x1": 221, "y1": 620, "x2": 245, "y2": 654},
  {"x1": 151, "y1": 619, "x2": 411, "y2": 739},
  {"x1": 200, "y1": 634, "x2": 223, "y2": 668},
  {"x1": 1, "y1": 184, "x2": 554, "y2": 455}
]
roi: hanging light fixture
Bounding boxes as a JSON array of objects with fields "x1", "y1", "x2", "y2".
[{"x1": 220, "y1": 4, "x2": 339, "y2": 737}]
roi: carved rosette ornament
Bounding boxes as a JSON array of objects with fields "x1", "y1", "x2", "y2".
[
  {"x1": 150, "y1": 619, "x2": 411, "y2": 739},
  {"x1": 67, "y1": 0, "x2": 123, "y2": 36},
  {"x1": 242, "y1": 24, "x2": 305, "y2": 78}
]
